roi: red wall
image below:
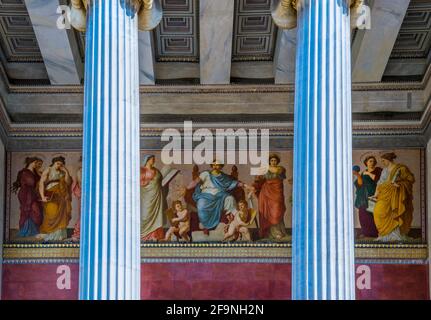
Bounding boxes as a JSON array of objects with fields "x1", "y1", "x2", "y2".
[{"x1": 1, "y1": 263, "x2": 429, "y2": 300}]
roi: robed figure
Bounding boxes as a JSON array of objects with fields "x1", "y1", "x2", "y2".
[{"x1": 192, "y1": 160, "x2": 244, "y2": 230}]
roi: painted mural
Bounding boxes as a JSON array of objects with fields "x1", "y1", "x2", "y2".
[
  {"x1": 351, "y1": 150, "x2": 423, "y2": 243},
  {"x1": 5, "y1": 149, "x2": 425, "y2": 244},
  {"x1": 138, "y1": 151, "x2": 293, "y2": 243}
]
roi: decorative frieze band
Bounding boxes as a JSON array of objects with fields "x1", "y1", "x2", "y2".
[{"x1": 2, "y1": 243, "x2": 428, "y2": 261}]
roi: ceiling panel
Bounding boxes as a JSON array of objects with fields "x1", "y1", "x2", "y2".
[
  {"x1": 0, "y1": 0, "x2": 42, "y2": 62},
  {"x1": 390, "y1": 0, "x2": 431, "y2": 59},
  {"x1": 383, "y1": 0, "x2": 431, "y2": 81},
  {"x1": 232, "y1": 0, "x2": 278, "y2": 62},
  {"x1": 153, "y1": 0, "x2": 199, "y2": 62}
]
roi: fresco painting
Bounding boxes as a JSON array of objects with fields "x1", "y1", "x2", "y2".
[
  {"x1": 6, "y1": 149, "x2": 424, "y2": 244},
  {"x1": 352, "y1": 150, "x2": 422, "y2": 242},
  {"x1": 138, "y1": 152, "x2": 292, "y2": 242}
]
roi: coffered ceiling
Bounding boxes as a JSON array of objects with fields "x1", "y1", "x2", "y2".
[
  {"x1": 0, "y1": 0, "x2": 41, "y2": 62},
  {"x1": 391, "y1": 0, "x2": 431, "y2": 59},
  {"x1": 0, "y1": 0, "x2": 429, "y2": 84},
  {"x1": 383, "y1": 0, "x2": 431, "y2": 81},
  {"x1": 232, "y1": 0, "x2": 277, "y2": 62},
  {"x1": 0, "y1": 0, "x2": 430, "y2": 132},
  {"x1": 154, "y1": 0, "x2": 199, "y2": 62}
]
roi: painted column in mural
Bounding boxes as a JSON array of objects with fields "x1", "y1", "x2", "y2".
[
  {"x1": 271, "y1": 0, "x2": 368, "y2": 299},
  {"x1": 70, "y1": 0, "x2": 162, "y2": 300}
]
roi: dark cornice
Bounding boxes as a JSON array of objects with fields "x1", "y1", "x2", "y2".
[{"x1": 0, "y1": 61, "x2": 431, "y2": 145}]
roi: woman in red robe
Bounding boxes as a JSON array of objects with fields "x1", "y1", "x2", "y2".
[
  {"x1": 254, "y1": 154, "x2": 288, "y2": 241},
  {"x1": 12, "y1": 157, "x2": 44, "y2": 237}
]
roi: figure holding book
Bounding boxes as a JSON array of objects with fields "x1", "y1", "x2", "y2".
[{"x1": 140, "y1": 155, "x2": 179, "y2": 241}]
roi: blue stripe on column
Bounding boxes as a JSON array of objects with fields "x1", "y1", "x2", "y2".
[
  {"x1": 292, "y1": 0, "x2": 355, "y2": 300},
  {"x1": 79, "y1": 0, "x2": 141, "y2": 300}
]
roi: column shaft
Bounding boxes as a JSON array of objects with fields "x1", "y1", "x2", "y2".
[
  {"x1": 292, "y1": 0, "x2": 355, "y2": 300},
  {"x1": 79, "y1": 0, "x2": 141, "y2": 300}
]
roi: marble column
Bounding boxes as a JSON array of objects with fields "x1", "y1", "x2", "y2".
[
  {"x1": 293, "y1": 0, "x2": 355, "y2": 299},
  {"x1": 79, "y1": 0, "x2": 141, "y2": 300},
  {"x1": 272, "y1": 0, "x2": 360, "y2": 299}
]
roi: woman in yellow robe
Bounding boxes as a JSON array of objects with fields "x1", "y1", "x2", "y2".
[
  {"x1": 372, "y1": 152, "x2": 415, "y2": 242},
  {"x1": 37, "y1": 156, "x2": 72, "y2": 241}
]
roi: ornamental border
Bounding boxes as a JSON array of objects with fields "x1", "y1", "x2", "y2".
[{"x1": 2, "y1": 243, "x2": 428, "y2": 261}]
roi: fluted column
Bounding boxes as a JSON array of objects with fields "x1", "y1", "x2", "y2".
[
  {"x1": 271, "y1": 0, "x2": 360, "y2": 299},
  {"x1": 79, "y1": 0, "x2": 141, "y2": 300},
  {"x1": 292, "y1": 0, "x2": 355, "y2": 300}
]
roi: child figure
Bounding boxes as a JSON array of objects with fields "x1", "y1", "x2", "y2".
[
  {"x1": 223, "y1": 200, "x2": 252, "y2": 241},
  {"x1": 164, "y1": 200, "x2": 190, "y2": 242}
]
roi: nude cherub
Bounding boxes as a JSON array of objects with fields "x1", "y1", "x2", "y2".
[
  {"x1": 164, "y1": 200, "x2": 190, "y2": 242},
  {"x1": 223, "y1": 200, "x2": 252, "y2": 242}
]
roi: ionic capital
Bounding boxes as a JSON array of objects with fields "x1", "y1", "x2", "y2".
[
  {"x1": 271, "y1": 0, "x2": 368, "y2": 30},
  {"x1": 70, "y1": 0, "x2": 162, "y2": 32}
]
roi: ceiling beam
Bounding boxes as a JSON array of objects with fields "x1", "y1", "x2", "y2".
[
  {"x1": 155, "y1": 62, "x2": 200, "y2": 80},
  {"x1": 154, "y1": 62, "x2": 274, "y2": 80},
  {"x1": 138, "y1": 31, "x2": 156, "y2": 85},
  {"x1": 351, "y1": 0, "x2": 410, "y2": 83},
  {"x1": 231, "y1": 62, "x2": 274, "y2": 79},
  {"x1": 4, "y1": 86, "x2": 424, "y2": 123},
  {"x1": 24, "y1": 0, "x2": 83, "y2": 85},
  {"x1": 199, "y1": 0, "x2": 235, "y2": 84},
  {"x1": 273, "y1": 29, "x2": 297, "y2": 84}
]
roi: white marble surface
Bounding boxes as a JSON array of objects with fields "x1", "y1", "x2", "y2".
[
  {"x1": 79, "y1": 0, "x2": 141, "y2": 300},
  {"x1": 138, "y1": 31, "x2": 155, "y2": 85},
  {"x1": 199, "y1": 0, "x2": 234, "y2": 84},
  {"x1": 24, "y1": 0, "x2": 83, "y2": 85},
  {"x1": 274, "y1": 29, "x2": 297, "y2": 84},
  {"x1": 352, "y1": 0, "x2": 411, "y2": 82},
  {"x1": 292, "y1": 0, "x2": 355, "y2": 300}
]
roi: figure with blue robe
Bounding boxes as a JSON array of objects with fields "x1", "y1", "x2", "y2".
[{"x1": 192, "y1": 160, "x2": 245, "y2": 230}]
